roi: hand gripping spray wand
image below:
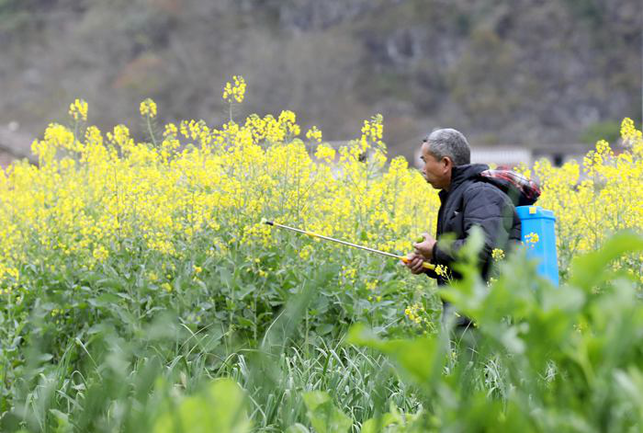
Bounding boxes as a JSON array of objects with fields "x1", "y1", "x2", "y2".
[{"x1": 263, "y1": 220, "x2": 435, "y2": 271}]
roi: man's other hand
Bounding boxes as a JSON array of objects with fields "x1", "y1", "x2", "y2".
[
  {"x1": 413, "y1": 233, "x2": 436, "y2": 260},
  {"x1": 404, "y1": 252, "x2": 427, "y2": 274}
]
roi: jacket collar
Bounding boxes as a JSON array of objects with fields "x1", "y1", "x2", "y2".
[
  {"x1": 438, "y1": 163, "x2": 488, "y2": 201},
  {"x1": 450, "y1": 163, "x2": 488, "y2": 190}
]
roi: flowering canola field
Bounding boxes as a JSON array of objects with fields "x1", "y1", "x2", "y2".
[{"x1": 0, "y1": 77, "x2": 642, "y2": 323}]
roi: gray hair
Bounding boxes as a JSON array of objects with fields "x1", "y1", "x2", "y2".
[{"x1": 424, "y1": 128, "x2": 471, "y2": 166}]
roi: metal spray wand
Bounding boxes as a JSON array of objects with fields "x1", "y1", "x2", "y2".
[{"x1": 263, "y1": 220, "x2": 435, "y2": 271}]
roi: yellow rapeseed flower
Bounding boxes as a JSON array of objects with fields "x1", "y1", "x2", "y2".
[
  {"x1": 69, "y1": 99, "x2": 88, "y2": 121},
  {"x1": 140, "y1": 98, "x2": 158, "y2": 118},
  {"x1": 306, "y1": 126, "x2": 323, "y2": 143},
  {"x1": 314, "y1": 144, "x2": 336, "y2": 163},
  {"x1": 524, "y1": 233, "x2": 539, "y2": 244},
  {"x1": 222, "y1": 75, "x2": 246, "y2": 103}
]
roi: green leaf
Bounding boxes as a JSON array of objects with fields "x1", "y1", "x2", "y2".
[
  {"x1": 154, "y1": 378, "x2": 251, "y2": 433},
  {"x1": 568, "y1": 231, "x2": 643, "y2": 292},
  {"x1": 458, "y1": 225, "x2": 485, "y2": 265},
  {"x1": 237, "y1": 317, "x2": 255, "y2": 329},
  {"x1": 303, "y1": 391, "x2": 331, "y2": 412},
  {"x1": 360, "y1": 413, "x2": 398, "y2": 433},
  {"x1": 88, "y1": 293, "x2": 120, "y2": 308},
  {"x1": 303, "y1": 391, "x2": 352, "y2": 433},
  {"x1": 316, "y1": 323, "x2": 334, "y2": 336},
  {"x1": 49, "y1": 409, "x2": 71, "y2": 433},
  {"x1": 347, "y1": 324, "x2": 445, "y2": 388},
  {"x1": 219, "y1": 267, "x2": 233, "y2": 288},
  {"x1": 286, "y1": 423, "x2": 311, "y2": 433}
]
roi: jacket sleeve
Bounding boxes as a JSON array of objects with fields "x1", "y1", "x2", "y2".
[{"x1": 432, "y1": 184, "x2": 514, "y2": 270}]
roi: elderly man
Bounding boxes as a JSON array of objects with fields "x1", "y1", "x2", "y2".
[{"x1": 405, "y1": 128, "x2": 522, "y2": 327}]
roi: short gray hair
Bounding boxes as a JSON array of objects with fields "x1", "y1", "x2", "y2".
[{"x1": 424, "y1": 128, "x2": 471, "y2": 166}]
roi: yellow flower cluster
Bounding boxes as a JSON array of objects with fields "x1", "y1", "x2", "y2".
[
  {"x1": 222, "y1": 75, "x2": 246, "y2": 103},
  {"x1": 361, "y1": 114, "x2": 384, "y2": 146},
  {"x1": 0, "y1": 263, "x2": 19, "y2": 295},
  {"x1": 92, "y1": 245, "x2": 109, "y2": 261},
  {"x1": 140, "y1": 98, "x2": 158, "y2": 118},
  {"x1": 491, "y1": 248, "x2": 505, "y2": 261},
  {"x1": 524, "y1": 233, "x2": 539, "y2": 245},
  {"x1": 365, "y1": 280, "x2": 377, "y2": 291},
  {"x1": 341, "y1": 266, "x2": 358, "y2": 284},
  {"x1": 68, "y1": 99, "x2": 88, "y2": 121},
  {"x1": 278, "y1": 110, "x2": 300, "y2": 137},
  {"x1": 621, "y1": 118, "x2": 643, "y2": 152},
  {"x1": 1, "y1": 80, "x2": 641, "y2": 301},
  {"x1": 0, "y1": 82, "x2": 438, "y2": 296},
  {"x1": 435, "y1": 264, "x2": 449, "y2": 277},
  {"x1": 306, "y1": 126, "x2": 323, "y2": 143},
  {"x1": 298, "y1": 244, "x2": 314, "y2": 261},
  {"x1": 533, "y1": 117, "x2": 643, "y2": 273},
  {"x1": 314, "y1": 144, "x2": 336, "y2": 163},
  {"x1": 404, "y1": 303, "x2": 429, "y2": 326}
]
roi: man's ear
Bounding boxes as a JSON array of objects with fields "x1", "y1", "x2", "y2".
[{"x1": 442, "y1": 156, "x2": 453, "y2": 171}]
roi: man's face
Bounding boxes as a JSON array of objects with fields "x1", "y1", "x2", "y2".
[{"x1": 420, "y1": 142, "x2": 452, "y2": 190}]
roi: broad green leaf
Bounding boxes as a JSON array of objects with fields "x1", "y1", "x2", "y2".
[
  {"x1": 303, "y1": 391, "x2": 352, "y2": 433},
  {"x1": 49, "y1": 409, "x2": 71, "y2": 433},
  {"x1": 286, "y1": 423, "x2": 311, "y2": 433},
  {"x1": 154, "y1": 378, "x2": 251, "y2": 433},
  {"x1": 568, "y1": 231, "x2": 643, "y2": 292},
  {"x1": 457, "y1": 225, "x2": 485, "y2": 265},
  {"x1": 347, "y1": 324, "x2": 445, "y2": 388},
  {"x1": 360, "y1": 413, "x2": 398, "y2": 433}
]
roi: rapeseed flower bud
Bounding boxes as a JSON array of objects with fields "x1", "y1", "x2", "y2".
[
  {"x1": 435, "y1": 264, "x2": 449, "y2": 277},
  {"x1": 164, "y1": 123, "x2": 178, "y2": 137},
  {"x1": 278, "y1": 110, "x2": 300, "y2": 137},
  {"x1": 404, "y1": 303, "x2": 426, "y2": 325},
  {"x1": 314, "y1": 144, "x2": 336, "y2": 163},
  {"x1": 222, "y1": 75, "x2": 246, "y2": 103},
  {"x1": 621, "y1": 118, "x2": 642, "y2": 143},
  {"x1": 299, "y1": 245, "x2": 314, "y2": 261},
  {"x1": 69, "y1": 99, "x2": 88, "y2": 121},
  {"x1": 140, "y1": 98, "x2": 158, "y2": 118},
  {"x1": 524, "y1": 233, "x2": 539, "y2": 244},
  {"x1": 306, "y1": 126, "x2": 322, "y2": 143},
  {"x1": 92, "y1": 245, "x2": 109, "y2": 261}
]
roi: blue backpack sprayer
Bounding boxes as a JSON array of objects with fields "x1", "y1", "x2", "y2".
[
  {"x1": 479, "y1": 169, "x2": 559, "y2": 285},
  {"x1": 516, "y1": 206, "x2": 559, "y2": 285}
]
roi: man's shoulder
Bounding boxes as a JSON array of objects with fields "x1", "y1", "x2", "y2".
[
  {"x1": 462, "y1": 179, "x2": 513, "y2": 204},
  {"x1": 462, "y1": 179, "x2": 500, "y2": 194}
]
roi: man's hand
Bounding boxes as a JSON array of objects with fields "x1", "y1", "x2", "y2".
[
  {"x1": 404, "y1": 252, "x2": 427, "y2": 274},
  {"x1": 413, "y1": 233, "x2": 436, "y2": 260}
]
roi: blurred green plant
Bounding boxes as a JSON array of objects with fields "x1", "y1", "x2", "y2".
[
  {"x1": 348, "y1": 227, "x2": 643, "y2": 431},
  {"x1": 153, "y1": 379, "x2": 251, "y2": 433}
]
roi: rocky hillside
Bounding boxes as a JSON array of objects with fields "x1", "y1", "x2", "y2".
[{"x1": 0, "y1": 0, "x2": 640, "y2": 159}]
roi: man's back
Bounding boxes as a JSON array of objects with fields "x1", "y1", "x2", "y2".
[{"x1": 431, "y1": 163, "x2": 521, "y2": 285}]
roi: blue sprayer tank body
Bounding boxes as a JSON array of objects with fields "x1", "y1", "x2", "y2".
[{"x1": 515, "y1": 206, "x2": 559, "y2": 286}]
